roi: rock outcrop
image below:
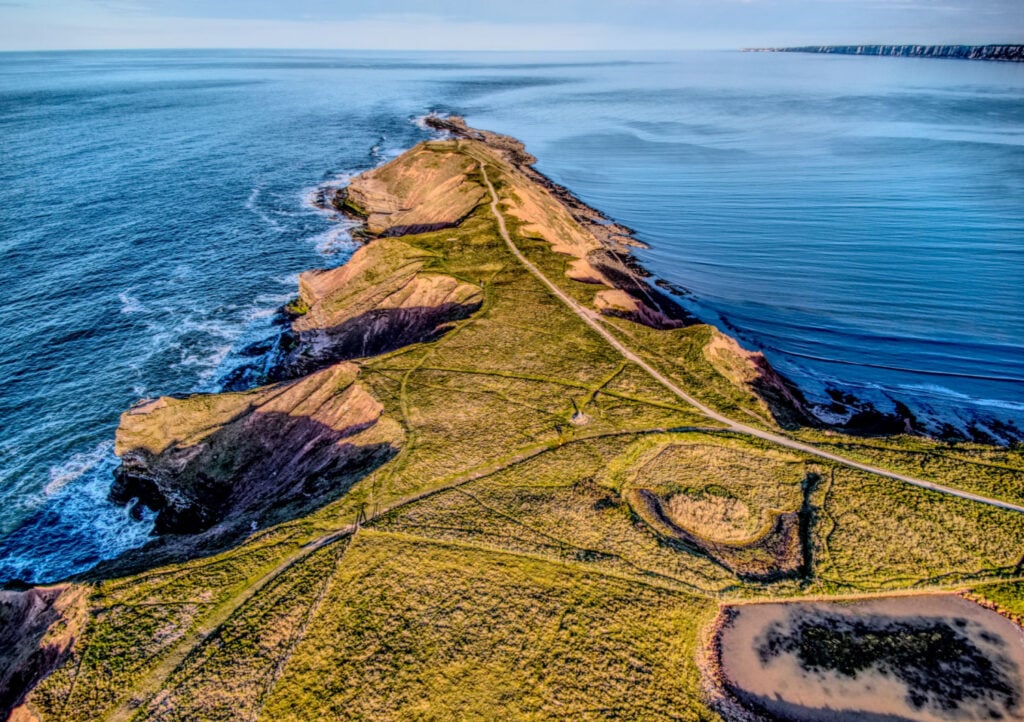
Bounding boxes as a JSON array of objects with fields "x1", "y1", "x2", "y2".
[
  {"x1": 1, "y1": 586, "x2": 86, "y2": 720},
  {"x1": 339, "y1": 144, "x2": 487, "y2": 235},
  {"x1": 701, "y1": 328, "x2": 814, "y2": 429},
  {"x1": 113, "y1": 362, "x2": 402, "y2": 535},
  {"x1": 278, "y1": 238, "x2": 483, "y2": 377},
  {"x1": 594, "y1": 288, "x2": 684, "y2": 330}
]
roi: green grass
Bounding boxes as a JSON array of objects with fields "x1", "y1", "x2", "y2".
[
  {"x1": 811, "y1": 465, "x2": 1024, "y2": 592},
  {"x1": 260, "y1": 531, "x2": 722, "y2": 721},
  {"x1": 18, "y1": 137, "x2": 1024, "y2": 722},
  {"x1": 969, "y1": 580, "x2": 1024, "y2": 621},
  {"x1": 604, "y1": 433, "x2": 806, "y2": 543},
  {"x1": 792, "y1": 430, "x2": 1024, "y2": 505}
]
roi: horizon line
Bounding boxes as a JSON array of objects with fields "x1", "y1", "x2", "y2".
[{"x1": 3, "y1": 43, "x2": 1022, "y2": 55}]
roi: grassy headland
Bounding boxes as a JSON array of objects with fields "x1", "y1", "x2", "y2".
[{"x1": 4, "y1": 117, "x2": 1022, "y2": 721}]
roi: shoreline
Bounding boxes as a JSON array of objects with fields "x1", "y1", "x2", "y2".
[
  {"x1": 745, "y1": 44, "x2": 1024, "y2": 63},
  {"x1": 410, "y1": 115, "x2": 959, "y2": 442},
  {"x1": 5, "y1": 114, "x2": 1024, "y2": 721}
]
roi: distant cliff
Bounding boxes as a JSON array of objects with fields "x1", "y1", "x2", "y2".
[{"x1": 746, "y1": 44, "x2": 1024, "y2": 62}]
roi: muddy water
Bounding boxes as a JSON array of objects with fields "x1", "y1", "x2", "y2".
[{"x1": 718, "y1": 595, "x2": 1024, "y2": 721}]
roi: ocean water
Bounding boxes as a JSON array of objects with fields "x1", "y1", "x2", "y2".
[{"x1": 1, "y1": 50, "x2": 1021, "y2": 583}]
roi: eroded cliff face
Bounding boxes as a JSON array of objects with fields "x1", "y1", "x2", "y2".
[
  {"x1": 113, "y1": 362, "x2": 402, "y2": 535},
  {"x1": 279, "y1": 238, "x2": 483, "y2": 376},
  {"x1": 1, "y1": 586, "x2": 86, "y2": 721},
  {"x1": 329, "y1": 130, "x2": 691, "y2": 331},
  {"x1": 340, "y1": 144, "x2": 486, "y2": 235},
  {"x1": 594, "y1": 289, "x2": 685, "y2": 330},
  {"x1": 702, "y1": 329, "x2": 815, "y2": 429}
]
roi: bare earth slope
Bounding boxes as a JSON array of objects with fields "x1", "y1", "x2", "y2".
[{"x1": 6, "y1": 119, "x2": 1024, "y2": 722}]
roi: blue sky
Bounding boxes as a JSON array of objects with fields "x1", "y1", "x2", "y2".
[{"x1": 1, "y1": 0, "x2": 1021, "y2": 51}]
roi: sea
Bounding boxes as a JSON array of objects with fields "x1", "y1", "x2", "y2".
[{"x1": 1, "y1": 49, "x2": 1022, "y2": 583}]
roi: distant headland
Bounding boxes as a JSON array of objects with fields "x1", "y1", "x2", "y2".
[{"x1": 745, "y1": 44, "x2": 1024, "y2": 62}]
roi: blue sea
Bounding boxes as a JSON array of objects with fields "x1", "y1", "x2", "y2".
[{"x1": 1, "y1": 50, "x2": 1022, "y2": 583}]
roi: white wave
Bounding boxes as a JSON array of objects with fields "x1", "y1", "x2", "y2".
[
  {"x1": 44, "y1": 440, "x2": 114, "y2": 497},
  {"x1": 245, "y1": 186, "x2": 286, "y2": 233},
  {"x1": 254, "y1": 290, "x2": 295, "y2": 308},
  {"x1": 312, "y1": 222, "x2": 360, "y2": 256},
  {"x1": 370, "y1": 134, "x2": 405, "y2": 163},
  {"x1": 1, "y1": 444, "x2": 157, "y2": 584},
  {"x1": 412, "y1": 112, "x2": 453, "y2": 139},
  {"x1": 300, "y1": 170, "x2": 367, "y2": 260},
  {"x1": 301, "y1": 173, "x2": 354, "y2": 213},
  {"x1": 118, "y1": 290, "x2": 143, "y2": 314},
  {"x1": 809, "y1": 406, "x2": 852, "y2": 426},
  {"x1": 894, "y1": 383, "x2": 1024, "y2": 413}
]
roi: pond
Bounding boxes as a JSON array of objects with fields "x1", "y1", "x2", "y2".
[{"x1": 717, "y1": 595, "x2": 1024, "y2": 721}]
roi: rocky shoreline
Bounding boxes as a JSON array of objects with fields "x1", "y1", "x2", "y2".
[
  {"x1": 5, "y1": 115, "x2": 1024, "y2": 722},
  {"x1": 105, "y1": 117, "x2": 942, "y2": 550},
  {"x1": 417, "y1": 116, "x2": 927, "y2": 436}
]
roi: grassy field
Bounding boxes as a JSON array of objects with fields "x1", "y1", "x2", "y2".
[
  {"x1": 260, "y1": 531, "x2": 720, "y2": 722},
  {"x1": 792, "y1": 429, "x2": 1024, "y2": 505},
  {"x1": 969, "y1": 579, "x2": 1024, "y2": 621},
  {"x1": 14, "y1": 135, "x2": 1024, "y2": 721}
]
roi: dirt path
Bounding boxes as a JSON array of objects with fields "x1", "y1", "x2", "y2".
[
  {"x1": 103, "y1": 528, "x2": 351, "y2": 722},
  {"x1": 479, "y1": 164, "x2": 1024, "y2": 515},
  {"x1": 100, "y1": 424, "x2": 713, "y2": 721}
]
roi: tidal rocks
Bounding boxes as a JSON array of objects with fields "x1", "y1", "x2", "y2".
[{"x1": 113, "y1": 362, "x2": 402, "y2": 535}]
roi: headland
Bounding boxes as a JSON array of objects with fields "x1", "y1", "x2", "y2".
[
  {"x1": 3, "y1": 117, "x2": 1023, "y2": 721},
  {"x1": 746, "y1": 44, "x2": 1024, "y2": 62}
]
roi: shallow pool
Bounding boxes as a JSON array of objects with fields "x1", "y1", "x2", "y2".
[{"x1": 718, "y1": 595, "x2": 1024, "y2": 721}]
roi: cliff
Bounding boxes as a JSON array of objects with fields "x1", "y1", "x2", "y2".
[
  {"x1": 279, "y1": 238, "x2": 484, "y2": 376},
  {"x1": 0, "y1": 586, "x2": 86, "y2": 720},
  {"x1": 113, "y1": 362, "x2": 402, "y2": 535},
  {"x1": 746, "y1": 44, "x2": 1024, "y2": 62}
]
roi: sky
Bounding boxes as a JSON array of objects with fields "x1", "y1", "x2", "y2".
[{"x1": 0, "y1": 0, "x2": 1021, "y2": 52}]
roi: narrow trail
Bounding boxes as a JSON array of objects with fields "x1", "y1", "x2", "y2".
[
  {"x1": 103, "y1": 529, "x2": 351, "y2": 722},
  {"x1": 479, "y1": 164, "x2": 1024, "y2": 515},
  {"x1": 100, "y1": 425, "x2": 704, "y2": 721}
]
